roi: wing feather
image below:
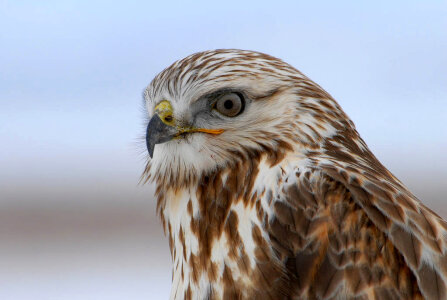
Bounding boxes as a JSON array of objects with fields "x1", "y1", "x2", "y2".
[
  {"x1": 322, "y1": 163, "x2": 447, "y2": 299},
  {"x1": 269, "y1": 162, "x2": 447, "y2": 299}
]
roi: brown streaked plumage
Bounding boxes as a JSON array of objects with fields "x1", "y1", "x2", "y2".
[{"x1": 142, "y1": 49, "x2": 447, "y2": 299}]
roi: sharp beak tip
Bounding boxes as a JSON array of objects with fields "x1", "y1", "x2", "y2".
[
  {"x1": 148, "y1": 146, "x2": 154, "y2": 158},
  {"x1": 146, "y1": 134, "x2": 156, "y2": 158}
]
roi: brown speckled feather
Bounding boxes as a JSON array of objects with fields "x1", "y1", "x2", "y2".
[
  {"x1": 142, "y1": 49, "x2": 447, "y2": 300},
  {"x1": 270, "y1": 168, "x2": 426, "y2": 299}
]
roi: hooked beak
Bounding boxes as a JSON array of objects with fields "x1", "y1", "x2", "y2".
[
  {"x1": 145, "y1": 114, "x2": 178, "y2": 158},
  {"x1": 146, "y1": 100, "x2": 224, "y2": 158}
]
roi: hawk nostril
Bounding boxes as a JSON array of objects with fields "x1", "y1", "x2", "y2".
[{"x1": 164, "y1": 115, "x2": 173, "y2": 122}]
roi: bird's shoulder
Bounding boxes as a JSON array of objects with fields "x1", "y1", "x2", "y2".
[{"x1": 263, "y1": 158, "x2": 447, "y2": 299}]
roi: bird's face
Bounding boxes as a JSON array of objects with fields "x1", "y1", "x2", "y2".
[{"x1": 143, "y1": 50, "x2": 340, "y2": 184}]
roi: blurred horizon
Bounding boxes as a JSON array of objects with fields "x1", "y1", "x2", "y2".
[{"x1": 1, "y1": 1, "x2": 446, "y2": 299}]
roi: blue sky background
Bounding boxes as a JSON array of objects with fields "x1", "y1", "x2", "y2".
[{"x1": 0, "y1": 1, "x2": 446, "y2": 299}]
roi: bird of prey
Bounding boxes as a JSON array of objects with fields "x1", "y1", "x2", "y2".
[{"x1": 141, "y1": 49, "x2": 447, "y2": 299}]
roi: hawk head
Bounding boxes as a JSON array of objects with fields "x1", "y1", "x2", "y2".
[{"x1": 142, "y1": 49, "x2": 354, "y2": 185}]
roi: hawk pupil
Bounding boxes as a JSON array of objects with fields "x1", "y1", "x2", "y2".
[{"x1": 224, "y1": 100, "x2": 233, "y2": 110}]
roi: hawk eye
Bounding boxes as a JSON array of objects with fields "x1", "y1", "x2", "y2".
[{"x1": 213, "y1": 93, "x2": 244, "y2": 117}]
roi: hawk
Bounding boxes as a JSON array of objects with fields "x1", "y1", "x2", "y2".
[{"x1": 141, "y1": 49, "x2": 447, "y2": 299}]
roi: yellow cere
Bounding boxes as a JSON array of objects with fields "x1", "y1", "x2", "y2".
[
  {"x1": 154, "y1": 100, "x2": 175, "y2": 126},
  {"x1": 154, "y1": 99, "x2": 225, "y2": 137}
]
